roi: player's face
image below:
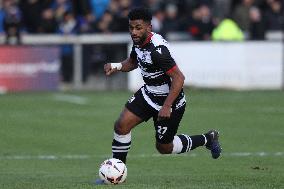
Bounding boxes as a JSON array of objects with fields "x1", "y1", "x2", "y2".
[{"x1": 129, "y1": 20, "x2": 151, "y2": 45}]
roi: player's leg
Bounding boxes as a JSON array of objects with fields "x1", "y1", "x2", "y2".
[
  {"x1": 154, "y1": 106, "x2": 222, "y2": 158},
  {"x1": 154, "y1": 106, "x2": 185, "y2": 154},
  {"x1": 112, "y1": 107, "x2": 143, "y2": 163},
  {"x1": 112, "y1": 89, "x2": 154, "y2": 163},
  {"x1": 96, "y1": 104, "x2": 143, "y2": 185},
  {"x1": 156, "y1": 130, "x2": 222, "y2": 159}
]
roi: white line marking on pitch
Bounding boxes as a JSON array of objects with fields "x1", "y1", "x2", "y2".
[
  {"x1": 0, "y1": 152, "x2": 283, "y2": 160},
  {"x1": 53, "y1": 94, "x2": 88, "y2": 105}
]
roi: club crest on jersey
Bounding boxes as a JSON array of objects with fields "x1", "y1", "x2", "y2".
[
  {"x1": 136, "y1": 49, "x2": 152, "y2": 65},
  {"x1": 142, "y1": 53, "x2": 147, "y2": 61},
  {"x1": 156, "y1": 48, "x2": 162, "y2": 54},
  {"x1": 141, "y1": 53, "x2": 152, "y2": 64}
]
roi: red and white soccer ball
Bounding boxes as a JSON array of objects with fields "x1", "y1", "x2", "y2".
[{"x1": 99, "y1": 158, "x2": 127, "y2": 184}]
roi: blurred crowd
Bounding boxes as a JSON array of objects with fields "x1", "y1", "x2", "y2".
[{"x1": 0, "y1": 0, "x2": 283, "y2": 42}]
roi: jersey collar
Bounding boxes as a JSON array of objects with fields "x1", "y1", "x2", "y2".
[{"x1": 139, "y1": 32, "x2": 153, "y2": 48}]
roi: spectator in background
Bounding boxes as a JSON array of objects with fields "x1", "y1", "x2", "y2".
[
  {"x1": 211, "y1": 17, "x2": 244, "y2": 41},
  {"x1": 0, "y1": 3, "x2": 5, "y2": 33},
  {"x1": 72, "y1": 0, "x2": 96, "y2": 34},
  {"x1": 132, "y1": 0, "x2": 144, "y2": 7},
  {"x1": 186, "y1": 3, "x2": 215, "y2": 40},
  {"x1": 89, "y1": 0, "x2": 110, "y2": 20},
  {"x1": 108, "y1": 0, "x2": 120, "y2": 15},
  {"x1": 111, "y1": 0, "x2": 132, "y2": 32},
  {"x1": 163, "y1": 3, "x2": 181, "y2": 35},
  {"x1": 58, "y1": 11, "x2": 78, "y2": 34},
  {"x1": 119, "y1": 0, "x2": 132, "y2": 10},
  {"x1": 58, "y1": 11, "x2": 78, "y2": 83},
  {"x1": 232, "y1": 0, "x2": 255, "y2": 31},
  {"x1": 249, "y1": 6, "x2": 265, "y2": 39},
  {"x1": 264, "y1": 0, "x2": 283, "y2": 30},
  {"x1": 93, "y1": 10, "x2": 113, "y2": 33},
  {"x1": 38, "y1": 8, "x2": 58, "y2": 33},
  {"x1": 72, "y1": 0, "x2": 91, "y2": 18},
  {"x1": 0, "y1": 0, "x2": 282, "y2": 40},
  {"x1": 212, "y1": 0, "x2": 231, "y2": 22},
  {"x1": 77, "y1": 10, "x2": 95, "y2": 33},
  {"x1": 52, "y1": 0, "x2": 72, "y2": 21},
  {"x1": 143, "y1": 0, "x2": 162, "y2": 10},
  {"x1": 19, "y1": 0, "x2": 50, "y2": 33},
  {"x1": 3, "y1": 0, "x2": 21, "y2": 44},
  {"x1": 151, "y1": 8, "x2": 165, "y2": 35}
]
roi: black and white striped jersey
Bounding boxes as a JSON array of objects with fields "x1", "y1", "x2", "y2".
[{"x1": 130, "y1": 32, "x2": 186, "y2": 111}]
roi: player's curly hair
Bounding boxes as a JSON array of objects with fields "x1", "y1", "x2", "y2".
[{"x1": 128, "y1": 7, "x2": 152, "y2": 23}]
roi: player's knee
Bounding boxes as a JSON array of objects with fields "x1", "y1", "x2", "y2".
[
  {"x1": 156, "y1": 143, "x2": 172, "y2": 154},
  {"x1": 114, "y1": 120, "x2": 130, "y2": 135}
]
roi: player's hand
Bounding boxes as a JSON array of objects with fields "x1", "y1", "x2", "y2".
[
  {"x1": 104, "y1": 63, "x2": 118, "y2": 76},
  {"x1": 157, "y1": 105, "x2": 172, "y2": 121}
]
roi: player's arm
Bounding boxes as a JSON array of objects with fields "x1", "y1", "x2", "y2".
[
  {"x1": 104, "y1": 57, "x2": 138, "y2": 76},
  {"x1": 104, "y1": 45, "x2": 138, "y2": 76},
  {"x1": 158, "y1": 66, "x2": 185, "y2": 120},
  {"x1": 164, "y1": 66, "x2": 185, "y2": 108},
  {"x1": 151, "y1": 45, "x2": 185, "y2": 121}
]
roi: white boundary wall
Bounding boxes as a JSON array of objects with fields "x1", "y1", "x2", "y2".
[
  {"x1": 128, "y1": 42, "x2": 283, "y2": 91},
  {"x1": 0, "y1": 34, "x2": 282, "y2": 90}
]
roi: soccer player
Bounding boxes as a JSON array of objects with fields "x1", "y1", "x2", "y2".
[{"x1": 103, "y1": 6, "x2": 221, "y2": 170}]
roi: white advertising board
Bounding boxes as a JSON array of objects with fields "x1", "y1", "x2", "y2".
[{"x1": 128, "y1": 42, "x2": 282, "y2": 91}]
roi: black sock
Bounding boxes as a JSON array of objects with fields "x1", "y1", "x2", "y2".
[{"x1": 190, "y1": 135, "x2": 207, "y2": 150}]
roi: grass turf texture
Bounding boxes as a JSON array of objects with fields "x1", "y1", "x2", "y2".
[{"x1": 0, "y1": 89, "x2": 283, "y2": 189}]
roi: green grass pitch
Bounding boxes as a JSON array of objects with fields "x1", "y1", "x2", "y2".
[{"x1": 0, "y1": 89, "x2": 283, "y2": 189}]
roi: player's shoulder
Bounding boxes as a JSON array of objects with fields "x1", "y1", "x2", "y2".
[
  {"x1": 151, "y1": 33, "x2": 169, "y2": 48},
  {"x1": 150, "y1": 33, "x2": 173, "y2": 57}
]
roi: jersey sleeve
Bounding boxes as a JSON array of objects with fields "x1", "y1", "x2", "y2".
[
  {"x1": 151, "y1": 45, "x2": 176, "y2": 73},
  {"x1": 130, "y1": 45, "x2": 137, "y2": 60}
]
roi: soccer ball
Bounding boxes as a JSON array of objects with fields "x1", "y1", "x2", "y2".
[{"x1": 98, "y1": 158, "x2": 127, "y2": 184}]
